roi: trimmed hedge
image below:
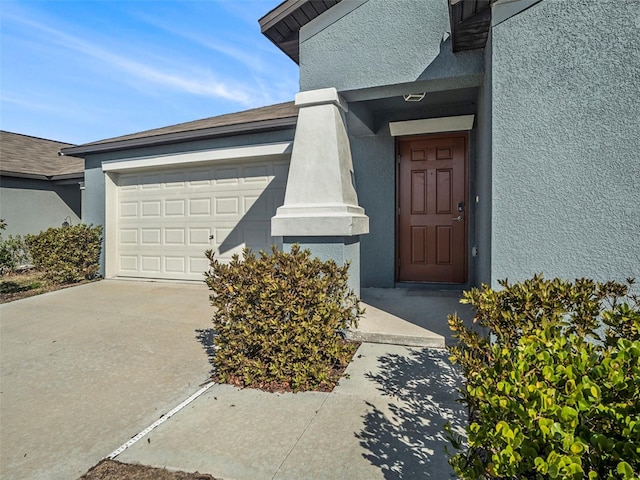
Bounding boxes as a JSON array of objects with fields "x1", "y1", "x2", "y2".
[
  {"x1": 204, "y1": 245, "x2": 362, "y2": 392},
  {"x1": 447, "y1": 275, "x2": 640, "y2": 479},
  {"x1": 26, "y1": 224, "x2": 102, "y2": 283}
]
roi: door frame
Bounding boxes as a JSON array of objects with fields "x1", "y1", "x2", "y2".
[{"x1": 394, "y1": 131, "x2": 470, "y2": 284}]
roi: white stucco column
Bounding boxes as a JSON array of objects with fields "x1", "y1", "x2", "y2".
[{"x1": 271, "y1": 88, "x2": 369, "y2": 236}]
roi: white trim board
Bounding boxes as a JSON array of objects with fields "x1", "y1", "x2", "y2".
[
  {"x1": 389, "y1": 115, "x2": 475, "y2": 137},
  {"x1": 101, "y1": 141, "x2": 293, "y2": 173}
]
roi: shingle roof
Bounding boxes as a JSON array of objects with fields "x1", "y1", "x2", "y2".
[
  {"x1": 0, "y1": 131, "x2": 83, "y2": 180},
  {"x1": 63, "y1": 101, "x2": 298, "y2": 157}
]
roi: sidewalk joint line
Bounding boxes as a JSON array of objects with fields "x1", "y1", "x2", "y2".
[
  {"x1": 270, "y1": 392, "x2": 331, "y2": 479},
  {"x1": 106, "y1": 381, "x2": 215, "y2": 460}
]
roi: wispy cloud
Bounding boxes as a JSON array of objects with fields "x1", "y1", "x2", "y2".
[
  {"x1": 0, "y1": 94, "x2": 60, "y2": 112},
  {"x1": 2, "y1": 9, "x2": 254, "y2": 105},
  {"x1": 136, "y1": 15, "x2": 268, "y2": 73}
]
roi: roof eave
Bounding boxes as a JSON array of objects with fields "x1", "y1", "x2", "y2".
[
  {"x1": 0, "y1": 170, "x2": 83, "y2": 181},
  {"x1": 449, "y1": 0, "x2": 496, "y2": 52},
  {"x1": 61, "y1": 116, "x2": 298, "y2": 158}
]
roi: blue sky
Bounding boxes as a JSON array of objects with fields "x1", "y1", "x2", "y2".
[{"x1": 0, "y1": 0, "x2": 299, "y2": 145}]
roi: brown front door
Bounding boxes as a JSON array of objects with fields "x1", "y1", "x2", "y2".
[{"x1": 397, "y1": 133, "x2": 468, "y2": 283}]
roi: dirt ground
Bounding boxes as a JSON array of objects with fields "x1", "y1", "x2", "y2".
[
  {"x1": 0, "y1": 270, "x2": 95, "y2": 303},
  {"x1": 80, "y1": 459, "x2": 219, "y2": 479}
]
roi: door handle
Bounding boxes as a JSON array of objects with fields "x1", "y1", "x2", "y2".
[
  {"x1": 209, "y1": 234, "x2": 215, "y2": 240},
  {"x1": 452, "y1": 215, "x2": 464, "y2": 222}
]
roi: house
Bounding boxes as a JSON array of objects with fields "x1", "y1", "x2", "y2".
[
  {"x1": 62, "y1": 0, "x2": 639, "y2": 295},
  {"x1": 0, "y1": 131, "x2": 84, "y2": 237}
]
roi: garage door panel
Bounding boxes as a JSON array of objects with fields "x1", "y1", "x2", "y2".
[
  {"x1": 141, "y1": 201, "x2": 161, "y2": 217},
  {"x1": 189, "y1": 256, "x2": 210, "y2": 275},
  {"x1": 119, "y1": 256, "x2": 138, "y2": 272},
  {"x1": 120, "y1": 202, "x2": 138, "y2": 217},
  {"x1": 165, "y1": 199, "x2": 186, "y2": 216},
  {"x1": 141, "y1": 256, "x2": 161, "y2": 273},
  {"x1": 114, "y1": 159, "x2": 288, "y2": 280},
  {"x1": 141, "y1": 229, "x2": 161, "y2": 245},
  {"x1": 165, "y1": 256, "x2": 186, "y2": 273},
  {"x1": 165, "y1": 228, "x2": 185, "y2": 245},
  {"x1": 214, "y1": 197, "x2": 240, "y2": 215},
  {"x1": 189, "y1": 198, "x2": 211, "y2": 216},
  {"x1": 189, "y1": 228, "x2": 212, "y2": 246}
]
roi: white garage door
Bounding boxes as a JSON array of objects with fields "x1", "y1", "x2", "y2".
[{"x1": 114, "y1": 159, "x2": 288, "y2": 281}]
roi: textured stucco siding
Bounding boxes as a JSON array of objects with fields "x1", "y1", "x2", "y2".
[
  {"x1": 82, "y1": 130, "x2": 296, "y2": 276},
  {"x1": 491, "y1": 0, "x2": 640, "y2": 285},
  {"x1": 350, "y1": 132, "x2": 396, "y2": 288},
  {"x1": 299, "y1": 0, "x2": 483, "y2": 93},
  {"x1": 473, "y1": 32, "x2": 493, "y2": 286},
  {"x1": 0, "y1": 177, "x2": 82, "y2": 237}
]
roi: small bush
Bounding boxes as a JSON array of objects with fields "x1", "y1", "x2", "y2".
[
  {"x1": 204, "y1": 245, "x2": 362, "y2": 392},
  {"x1": 0, "y1": 224, "x2": 29, "y2": 275},
  {"x1": 26, "y1": 224, "x2": 102, "y2": 283},
  {"x1": 447, "y1": 275, "x2": 640, "y2": 479}
]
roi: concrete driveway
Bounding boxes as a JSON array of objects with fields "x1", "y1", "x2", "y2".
[{"x1": 0, "y1": 280, "x2": 213, "y2": 480}]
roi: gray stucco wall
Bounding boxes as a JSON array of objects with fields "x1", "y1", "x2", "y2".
[
  {"x1": 82, "y1": 130, "x2": 295, "y2": 276},
  {"x1": 0, "y1": 176, "x2": 82, "y2": 237},
  {"x1": 491, "y1": 0, "x2": 640, "y2": 285},
  {"x1": 473, "y1": 32, "x2": 493, "y2": 286},
  {"x1": 299, "y1": 0, "x2": 483, "y2": 93},
  {"x1": 350, "y1": 132, "x2": 395, "y2": 288}
]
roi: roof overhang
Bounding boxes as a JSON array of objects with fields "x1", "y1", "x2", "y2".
[
  {"x1": 0, "y1": 171, "x2": 84, "y2": 182},
  {"x1": 448, "y1": 0, "x2": 497, "y2": 52},
  {"x1": 259, "y1": 0, "x2": 342, "y2": 64},
  {"x1": 261, "y1": 0, "x2": 496, "y2": 61},
  {"x1": 61, "y1": 116, "x2": 298, "y2": 158}
]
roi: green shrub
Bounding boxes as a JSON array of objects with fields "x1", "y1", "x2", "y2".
[
  {"x1": 447, "y1": 275, "x2": 640, "y2": 480},
  {"x1": 204, "y1": 245, "x2": 362, "y2": 392},
  {"x1": 26, "y1": 224, "x2": 102, "y2": 283},
  {"x1": 0, "y1": 221, "x2": 29, "y2": 275}
]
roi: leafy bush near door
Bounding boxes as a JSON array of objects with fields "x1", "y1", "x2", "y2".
[
  {"x1": 447, "y1": 275, "x2": 640, "y2": 479},
  {"x1": 204, "y1": 245, "x2": 362, "y2": 392},
  {"x1": 26, "y1": 224, "x2": 102, "y2": 283}
]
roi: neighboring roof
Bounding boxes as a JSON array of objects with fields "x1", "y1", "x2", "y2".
[
  {"x1": 63, "y1": 101, "x2": 298, "y2": 157},
  {"x1": 0, "y1": 131, "x2": 83, "y2": 180},
  {"x1": 449, "y1": 0, "x2": 496, "y2": 52},
  {"x1": 260, "y1": 0, "x2": 495, "y2": 62},
  {"x1": 259, "y1": 0, "x2": 342, "y2": 64}
]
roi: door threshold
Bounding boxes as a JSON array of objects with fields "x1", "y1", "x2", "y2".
[{"x1": 394, "y1": 282, "x2": 470, "y2": 292}]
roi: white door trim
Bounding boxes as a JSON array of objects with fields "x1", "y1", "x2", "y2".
[{"x1": 389, "y1": 115, "x2": 475, "y2": 137}]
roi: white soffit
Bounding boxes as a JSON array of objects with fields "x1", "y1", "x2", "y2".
[
  {"x1": 102, "y1": 141, "x2": 293, "y2": 172},
  {"x1": 389, "y1": 115, "x2": 475, "y2": 137}
]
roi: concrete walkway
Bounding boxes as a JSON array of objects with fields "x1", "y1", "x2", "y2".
[
  {"x1": 117, "y1": 343, "x2": 466, "y2": 480},
  {"x1": 352, "y1": 288, "x2": 475, "y2": 348},
  {"x1": 0, "y1": 280, "x2": 213, "y2": 480},
  {"x1": 1, "y1": 280, "x2": 468, "y2": 480}
]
